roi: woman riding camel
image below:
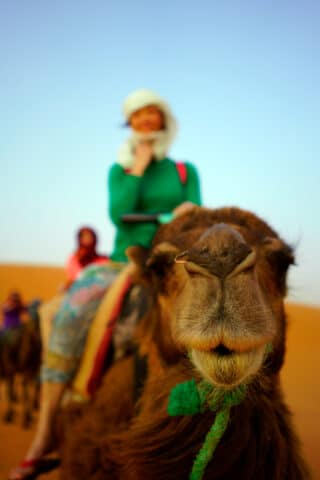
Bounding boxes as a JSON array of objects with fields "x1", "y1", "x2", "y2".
[
  {"x1": 9, "y1": 88, "x2": 201, "y2": 479},
  {"x1": 109, "y1": 88, "x2": 201, "y2": 262}
]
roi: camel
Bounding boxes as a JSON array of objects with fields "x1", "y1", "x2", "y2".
[
  {"x1": 0, "y1": 301, "x2": 41, "y2": 428},
  {"x1": 59, "y1": 206, "x2": 310, "y2": 479}
]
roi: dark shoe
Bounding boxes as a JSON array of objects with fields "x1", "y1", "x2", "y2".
[{"x1": 9, "y1": 457, "x2": 60, "y2": 480}]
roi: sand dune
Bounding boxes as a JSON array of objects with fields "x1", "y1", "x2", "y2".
[
  {"x1": 0, "y1": 265, "x2": 319, "y2": 478},
  {"x1": 282, "y1": 302, "x2": 320, "y2": 478},
  {"x1": 0, "y1": 264, "x2": 65, "y2": 305}
]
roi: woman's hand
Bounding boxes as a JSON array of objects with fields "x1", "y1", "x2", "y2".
[
  {"x1": 130, "y1": 141, "x2": 154, "y2": 176},
  {"x1": 173, "y1": 201, "x2": 197, "y2": 217}
]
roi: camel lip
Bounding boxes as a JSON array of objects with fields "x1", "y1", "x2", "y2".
[
  {"x1": 197, "y1": 344, "x2": 255, "y2": 358},
  {"x1": 191, "y1": 342, "x2": 268, "y2": 360},
  {"x1": 190, "y1": 340, "x2": 265, "y2": 356},
  {"x1": 190, "y1": 344, "x2": 267, "y2": 388},
  {"x1": 184, "y1": 332, "x2": 273, "y2": 356}
]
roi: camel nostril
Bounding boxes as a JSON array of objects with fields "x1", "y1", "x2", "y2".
[
  {"x1": 180, "y1": 225, "x2": 256, "y2": 279},
  {"x1": 213, "y1": 344, "x2": 234, "y2": 356},
  {"x1": 228, "y1": 250, "x2": 256, "y2": 278}
]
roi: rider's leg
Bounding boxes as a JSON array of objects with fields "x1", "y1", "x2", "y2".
[
  {"x1": 9, "y1": 381, "x2": 65, "y2": 479},
  {"x1": 9, "y1": 265, "x2": 119, "y2": 479},
  {"x1": 24, "y1": 381, "x2": 65, "y2": 460}
]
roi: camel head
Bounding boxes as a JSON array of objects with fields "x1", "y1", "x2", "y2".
[{"x1": 128, "y1": 206, "x2": 294, "y2": 389}]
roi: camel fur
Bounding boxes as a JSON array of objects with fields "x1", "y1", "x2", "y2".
[{"x1": 60, "y1": 206, "x2": 310, "y2": 479}]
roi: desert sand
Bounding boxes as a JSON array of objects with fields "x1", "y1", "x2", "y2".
[
  {"x1": 0, "y1": 264, "x2": 319, "y2": 479},
  {"x1": 0, "y1": 264, "x2": 65, "y2": 306}
]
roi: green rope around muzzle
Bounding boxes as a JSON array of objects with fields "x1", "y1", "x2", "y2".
[{"x1": 168, "y1": 378, "x2": 247, "y2": 480}]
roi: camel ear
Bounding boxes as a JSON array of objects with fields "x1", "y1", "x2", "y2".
[
  {"x1": 126, "y1": 245, "x2": 150, "y2": 267},
  {"x1": 125, "y1": 246, "x2": 151, "y2": 285},
  {"x1": 146, "y1": 242, "x2": 179, "y2": 273},
  {"x1": 263, "y1": 237, "x2": 295, "y2": 268},
  {"x1": 263, "y1": 237, "x2": 295, "y2": 295},
  {"x1": 126, "y1": 243, "x2": 179, "y2": 283}
]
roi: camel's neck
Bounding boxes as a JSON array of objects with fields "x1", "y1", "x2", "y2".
[{"x1": 121, "y1": 370, "x2": 310, "y2": 480}]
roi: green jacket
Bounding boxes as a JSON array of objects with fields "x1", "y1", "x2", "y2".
[{"x1": 108, "y1": 157, "x2": 201, "y2": 262}]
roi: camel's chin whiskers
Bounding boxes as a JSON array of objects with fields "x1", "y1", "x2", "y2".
[{"x1": 190, "y1": 346, "x2": 266, "y2": 388}]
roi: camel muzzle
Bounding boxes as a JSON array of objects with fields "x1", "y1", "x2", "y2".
[{"x1": 175, "y1": 223, "x2": 256, "y2": 280}]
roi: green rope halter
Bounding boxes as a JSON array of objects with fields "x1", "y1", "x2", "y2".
[{"x1": 168, "y1": 379, "x2": 247, "y2": 480}]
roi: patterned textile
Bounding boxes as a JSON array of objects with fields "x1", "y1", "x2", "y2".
[
  {"x1": 41, "y1": 263, "x2": 123, "y2": 383},
  {"x1": 72, "y1": 263, "x2": 134, "y2": 398},
  {"x1": 39, "y1": 294, "x2": 64, "y2": 357}
]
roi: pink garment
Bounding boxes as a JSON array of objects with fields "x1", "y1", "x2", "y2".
[{"x1": 66, "y1": 254, "x2": 108, "y2": 283}]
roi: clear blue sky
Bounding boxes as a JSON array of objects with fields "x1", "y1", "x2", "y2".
[{"x1": 1, "y1": 0, "x2": 319, "y2": 305}]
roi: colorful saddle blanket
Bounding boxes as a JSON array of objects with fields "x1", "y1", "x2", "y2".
[
  {"x1": 71, "y1": 263, "x2": 134, "y2": 398},
  {"x1": 40, "y1": 263, "x2": 134, "y2": 402}
]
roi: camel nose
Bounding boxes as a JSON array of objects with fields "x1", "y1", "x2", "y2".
[
  {"x1": 185, "y1": 223, "x2": 255, "y2": 279},
  {"x1": 202, "y1": 224, "x2": 253, "y2": 278}
]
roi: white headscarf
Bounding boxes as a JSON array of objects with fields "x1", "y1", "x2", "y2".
[{"x1": 117, "y1": 89, "x2": 178, "y2": 169}]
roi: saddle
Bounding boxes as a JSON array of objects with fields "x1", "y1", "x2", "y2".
[{"x1": 39, "y1": 263, "x2": 139, "y2": 404}]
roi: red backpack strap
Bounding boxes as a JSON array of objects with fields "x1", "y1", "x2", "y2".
[{"x1": 176, "y1": 162, "x2": 188, "y2": 185}]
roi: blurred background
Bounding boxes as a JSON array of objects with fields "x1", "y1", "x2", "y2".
[{"x1": 0, "y1": 0, "x2": 319, "y2": 305}]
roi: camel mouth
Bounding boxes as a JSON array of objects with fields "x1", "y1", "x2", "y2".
[
  {"x1": 190, "y1": 344, "x2": 266, "y2": 388},
  {"x1": 211, "y1": 344, "x2": 235, "y2": 357}
]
